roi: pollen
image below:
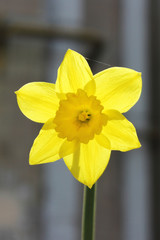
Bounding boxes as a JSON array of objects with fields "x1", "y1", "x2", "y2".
[{"x1": 53, "y1": 89, "x2": 107, "y2": 143}]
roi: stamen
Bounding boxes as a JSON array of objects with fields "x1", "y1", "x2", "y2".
[{"x1": 78, "y1": 111, "x2": 91, "y2": 122}]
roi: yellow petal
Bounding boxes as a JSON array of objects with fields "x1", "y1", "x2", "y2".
[
  {"x1": 15, "y1": 82, "x2": 59, "y2": 123},
  {"x1": 29, "y1": 119, "x2": 64, "y2": 165},
  {"x1": 59, "y1": 140, "x2": 79, "y2": 158},
  {"x1": 102, "y1": 110, "x2": 141, "y2": 151},
  {"x1": 84, "y1": 79, "x2": 96, "y2": 96},
  {"x1": 55, "y1": 49, "x2": 93, "y2": 93},
  {"x1": 63, "y1": 139, "x2": 111, "y2": 188},
  {"x1": 94, "y1": 67, "x2": 142, "y2": 113},
  {"x1": 95, "y1": 134, "x2": 111, "y2": 149}
]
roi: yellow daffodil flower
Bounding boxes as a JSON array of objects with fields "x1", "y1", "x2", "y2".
[{"x1": 15, "y1": 49, "x2": 142, "y2": 188}]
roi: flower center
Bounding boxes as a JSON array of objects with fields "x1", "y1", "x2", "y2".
[
  {"x1": 78, "y1": 110, "x2": 91, "y2": 122},
  {"x1": 54, "y1": 89, "x2": 107, "y2": 143}
]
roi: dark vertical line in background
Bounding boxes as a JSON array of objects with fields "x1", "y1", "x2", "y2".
[{"x1": 149, "y1": 0, "x2": 160, "y2": 239}]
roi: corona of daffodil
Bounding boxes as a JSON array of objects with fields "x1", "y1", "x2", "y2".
[{"x1": 15, "y1": 49, "x2": 142, "y2": 188}]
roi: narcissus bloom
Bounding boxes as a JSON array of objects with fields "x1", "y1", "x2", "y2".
[{"x1": 15, "y1": 49, "x2": 142, "y2": 188}]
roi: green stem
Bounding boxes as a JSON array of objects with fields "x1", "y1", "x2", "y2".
[{"x1": 81, "y1": 183, "x2": 97, "y2": 240}]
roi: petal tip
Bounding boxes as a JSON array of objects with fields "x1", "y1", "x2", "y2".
[
  {"x1": 137, "y1": 141, "x2": 142, "y2": 148},
  {"x1": 29, "y1": 158, "x2": 34, "y2": 165},
  {"x1": 29, "y1": 153, "x2": 34, "y2": 165},
  {"x1": 66, "y1": 48, "x2": 74, "y2": 55},
  {"x1": 29, "y1": 154, "x2": 40, "y2": 165},
  {"x1": 131, "y1": 140, "x2": 141, "y2": 151},
  {"x1": 86, "y1": 183, "x2": 94, "y2": 189},
  {"x1": 138, "y1": 71, "x2": 142, "y2": 76},
  {"x1": 137, "y1": 71, "x2": 142, "y2": 81}
]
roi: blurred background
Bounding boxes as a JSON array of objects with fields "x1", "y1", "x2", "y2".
[{"x1": 0, "y1": 0, "x2": 159, "y2": 240}]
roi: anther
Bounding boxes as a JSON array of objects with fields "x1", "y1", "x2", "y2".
[{"x1": 78, "y1": 111, "x2": 91, "y2": 122}]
